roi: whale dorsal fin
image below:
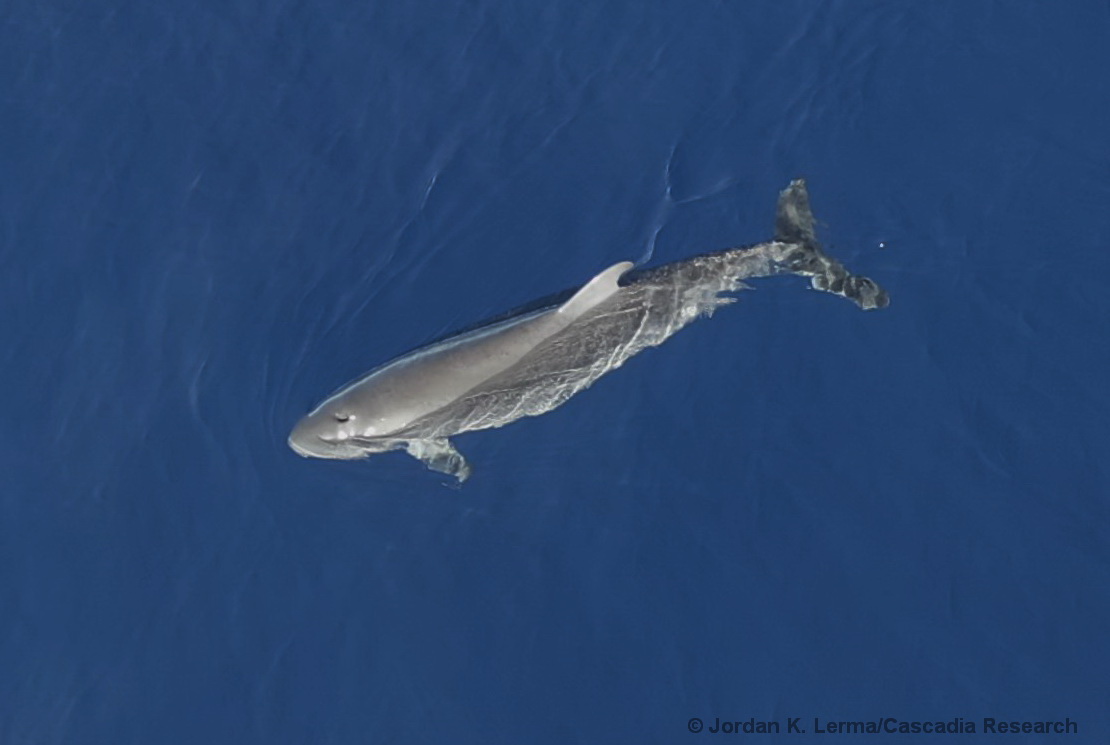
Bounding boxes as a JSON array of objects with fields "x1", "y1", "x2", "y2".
[{"x1": 557, "y1": 261, "x2": 633, "y2": 320}]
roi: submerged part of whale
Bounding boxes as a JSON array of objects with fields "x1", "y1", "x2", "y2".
[{"x1": 289, "y1": 180, "x2": 889, "y2": 481}]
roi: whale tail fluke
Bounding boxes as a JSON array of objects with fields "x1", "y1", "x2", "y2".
[
  {"x1": 774, "y1": 179, "x2": 890, "y2": 310},
  {"x1": 774, "y1": 178, "x2": 819, "y2": 246}
]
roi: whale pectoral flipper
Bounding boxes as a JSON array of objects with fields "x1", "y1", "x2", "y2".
[{"x1": 405, "y1": 438, "x2": 472, "y2": 483}]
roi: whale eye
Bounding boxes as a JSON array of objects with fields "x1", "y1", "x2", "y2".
[{"x1": 334, "y1": 413, "x2": 350, "y2": 423}]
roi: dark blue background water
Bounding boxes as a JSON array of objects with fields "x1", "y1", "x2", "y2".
[{"x1": 4, "y1": 1, "x2": 1108, "y2": 743}]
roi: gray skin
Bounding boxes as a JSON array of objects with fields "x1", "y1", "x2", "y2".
[{"x1": 289, "y1": 180, "x2": 889, "y2": 481}]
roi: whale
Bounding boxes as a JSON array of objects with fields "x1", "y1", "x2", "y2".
[{"x1": 289, "y1": 180, "x2": 889, "y2": 481}]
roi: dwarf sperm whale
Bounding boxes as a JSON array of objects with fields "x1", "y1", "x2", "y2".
[{"x1": 289, "y1": 180, "x2": 889, "y2": 481}]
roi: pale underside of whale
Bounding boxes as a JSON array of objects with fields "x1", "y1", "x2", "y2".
[{"x1": 288, "y1": 180, "x2": 889, "y2": 481}]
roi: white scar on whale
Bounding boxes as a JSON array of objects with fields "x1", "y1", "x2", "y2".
[{"x1": 289, "y1": 180, "x2": 889, "y2": 481}]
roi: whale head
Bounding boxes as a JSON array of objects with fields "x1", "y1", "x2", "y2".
[
  {"x1": 287, "y1": 404, "x2": 372, "y2": 459},
  {"x1": 287, "y1": 391, "x2": 404, "y2": 461}
]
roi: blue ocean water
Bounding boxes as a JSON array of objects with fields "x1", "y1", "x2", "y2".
[{"x1": 3, "y1": 1, "x2": 1109, "y2": 743}]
